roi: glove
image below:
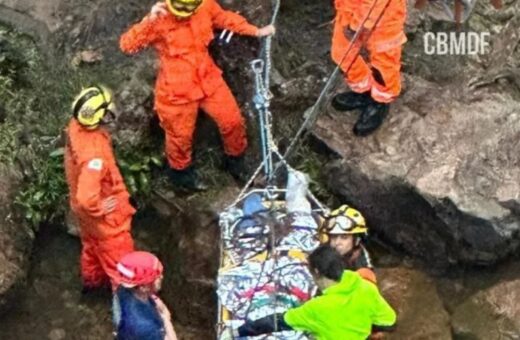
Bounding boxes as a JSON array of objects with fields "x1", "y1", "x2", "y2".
[
  {"x1": 343, "y1": 26, "x2": 370, "y2": 60},
  {"x1": 343, "y1": 26, "x2": 370, "y2": 43}
]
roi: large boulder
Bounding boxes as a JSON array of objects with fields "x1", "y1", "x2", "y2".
[
  {"x1": 452, "y1": 277, "x2": 520, "y2": 339},
  {"x1": 315, "y1": 72, "x2": 520, "y2": 268},
  {"x1": 312, "y1": 2, "x2": 520, "y2": 267},
  {"x1": 0, "y1": 165, "x2": 34, "y2": 315}
]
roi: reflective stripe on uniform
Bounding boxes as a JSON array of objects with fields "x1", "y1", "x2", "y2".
[{"x1": 348, "y1": 76, "x2": 372, "y2": 93}]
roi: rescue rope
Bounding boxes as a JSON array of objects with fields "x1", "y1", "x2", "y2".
[
  {"x1": 251, "y1": 59, "x2": 274, "y2": 180},
  {"x1": 258, "y1": 1, "x2": 282, "y2": 329},
  {"x1": 278, "y1": 0, "x2": 393, "y2": 166},
  {"x1": 231, "y1": 0, "x2": 390, "y2": 210},
  {"x1": 263, "y1": 0, "x2": 281, "y2": 91}
]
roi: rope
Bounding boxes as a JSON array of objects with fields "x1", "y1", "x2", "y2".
[
  {"x1": 251, "y1": 59, "x2": 273, "y2": 179},
  {"x1": 264, "y1": 0, "x2": 281, "y2": 91},
  {"x1": 278, "y1": 0, "x2": 393, "y2": 167},
  {"x1": 246, "y1": 0, "x2": 281, "y2": 184},
  {"x1": 235, "y1": 0, "x2": 389, "y2": 205},
  {"x1": 251, "y1": 2, "x2": 282, "y2": 327}
]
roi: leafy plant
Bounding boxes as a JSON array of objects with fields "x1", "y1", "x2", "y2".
[
  {"x1": 0, "y1": 24, "x2": 134, "y2": 227},
  {"x1": 14, "y1": 148, "x2": 67, "y2": 226},
  {"x1": 117, "y1": 149, "x2": 163, "y2": 198},
  {"x1": 0, "y1": 122, "x2": 19, "y2": 166}
]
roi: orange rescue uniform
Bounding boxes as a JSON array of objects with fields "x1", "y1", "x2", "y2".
[
  {"x1": 332, "y1": 0, "x2": 407, "y2": 103},
  {"x1": 120, "y1": 0, "x2": 260, "y2": 170},
  {"x1": 65, "y1": 119, "x2": 135, "y2": 289}
]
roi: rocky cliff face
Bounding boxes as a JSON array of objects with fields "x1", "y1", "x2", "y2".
[
  {"x1": 0, "y1": 166, "x2": 33, "y2": 314},
  {"x1": 1, "y1": 0, "x2": 520, "y2": 338}
]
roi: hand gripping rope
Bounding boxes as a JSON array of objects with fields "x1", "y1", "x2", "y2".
[{"x1": 230, "y1": 0, "x2": 394, "y2": 210}]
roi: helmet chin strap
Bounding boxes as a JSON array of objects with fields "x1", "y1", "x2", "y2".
[
  {"x1": 343, "y1": 238, "x2": 362, "y2": 259},
  {"x1": 100, "y1": 110, "x2": 116, "y2": 125}
]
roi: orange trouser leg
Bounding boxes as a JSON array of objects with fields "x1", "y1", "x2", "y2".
[
  {"x1": 368, "y1": 45, "x2": 403, "y2": 103},
  {"x1": 80, "y1": 218, "x2": 134, "y2": 289},
  {"x1": 332, "y1": 15, "x2": 373, "y2": 94},
  {"x1": 343, "y1": 54, "x2": 372, "y2": 94},
  {"x1": 97, "y1": 231, "x2": 135, "y2": 290},
  {"x1": 155, "y1": 101, "x2": 199, "y2": 170},
  {"x1": 200, "y1": 84, "x2": 247, "y2": 157},
  {"x1": 80, "y1": 237, "x2": 108, "y2": 288}
]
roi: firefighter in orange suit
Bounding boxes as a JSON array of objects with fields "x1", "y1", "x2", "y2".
[
  {"x1": 120, "y1": 0, "x2": 275, "y2": 190},
  {"x1": 331, "y1": 0, "x2": 407, "y2": 136},
  {"x1": 65, "y1": 86, "x2": 135, "y2": 291}
]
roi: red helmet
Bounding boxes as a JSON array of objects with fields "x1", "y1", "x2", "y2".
[{"x1": 116, "y1": 251, "x2": 164, "y2": 287}]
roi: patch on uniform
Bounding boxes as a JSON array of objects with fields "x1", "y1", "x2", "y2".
[{"x1": 87, "y1": 158, "x2": 103, "y2": 171}]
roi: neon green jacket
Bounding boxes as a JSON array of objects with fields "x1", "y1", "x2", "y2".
[{"x1": 284, "y1": 270, "x2": 396, "y2": 340}]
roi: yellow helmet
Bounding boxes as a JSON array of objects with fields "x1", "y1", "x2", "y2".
[
  {"x1": 322, "y1": 205, "x2": 368, "y2": 236},
  {"x1": 72, "y1": 85, "x2": 115, "y2": 128},
  {"x1": 166, "y1": 0, "x2": 203, "y2": 18}
]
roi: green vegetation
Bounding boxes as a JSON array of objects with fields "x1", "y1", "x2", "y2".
[
  {"x1": 0, "y1": 26, "x2": 70, "y2": 227},
  {"x1": 14, "y1": 148, "x2": 67, "y2": 226},
  {"x1": 117, "y1": 147, "x2": 163, "y2": 198},
  {"x1": 0, "y1": 25, "x2": 159, "y2": 227},
  {"x1": 0, "y1": 22, "x2": 337, "y2": 228}
]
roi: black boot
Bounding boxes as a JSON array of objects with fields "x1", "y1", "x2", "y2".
[
  {"x1": 331, "y1": 91, "x2": 372, "y2": 111},
  {"x1": 167, "y1": 166, "x2": 208, "y2": 191},
  {"x1": 225, "y1": 155, "x2": 248, "y2": 184},
  {"x1": 353, "y1": 101, "x2": 389, "y2": 136}
]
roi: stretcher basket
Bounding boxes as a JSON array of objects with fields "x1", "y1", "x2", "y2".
[{"x1": 215, "y1": 186, "x2": 328, "y2": 340}]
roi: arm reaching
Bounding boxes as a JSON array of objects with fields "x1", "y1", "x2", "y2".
[
  {"x1": 120, "y1": 2, "x2": 165, "y2": 54},
  {"x1": 370, "y1": 287, "x2": 397, "y2": 333},
  {"x1": 153, "y1": 296, "x2": 178, "y2": 340},
  {"x1": 209, "y1": 0, "x2": 275, "y2": 37},
  {"x1": 257, "y1": 25, "x2": 276, "y2": 37}
]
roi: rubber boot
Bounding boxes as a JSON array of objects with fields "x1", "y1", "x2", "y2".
[
  {"x1": 331, "y1": 91, "x2": 372, "y2": 111},
  {"x1": 168, "y1": 166, "x2": 208, "y2": 191},
  {"x1": 225, "y1": 155, "x2": 248, "y2": 184},
  {"x1": 353, "y1": 100, "x2": 389, "y2": 136}
]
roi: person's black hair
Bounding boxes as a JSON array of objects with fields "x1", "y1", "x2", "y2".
[{"x1": 308, "y1": 245, "x2": 345, "y2": 282}]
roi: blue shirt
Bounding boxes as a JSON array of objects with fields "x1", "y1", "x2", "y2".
[{"x1": 113, "y1": 287, "x2": 165, "y2": 340}]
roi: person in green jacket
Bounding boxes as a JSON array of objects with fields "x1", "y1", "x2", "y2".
[{"x1": 233, "y1": 245, "x2": 397, "y2": 340}]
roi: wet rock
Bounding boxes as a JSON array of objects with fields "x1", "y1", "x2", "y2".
[
  {"x1": 161, "y1": 207, "x2": 219, "y2": 337},
  {"x1": 48, "y1": 328, "x2": 66, "y2": 340},
  {"x1": 0, "y1": 165, "x2": 33, "y2": 315},
  {"x1": 0, "y1": 0, "x2": 61, "y2": 32},
  {"x1": 452, "y1": 278, "x2": 520, "y2": 339},
  {"x1": 378, "y1": 267, "x2": 452, "y2": 339},
  {"x1": 70, "y1": 49, "x2": 103, "y2": 67},
  {"x1": 64, "y1": 209, "x2": 80, "y2": 237},
  {"x1": 315, "y1": 70, "x2": 520, "y2": 268},
  {"x1": 113, "y1": 76, "x2": 155, "y2": 147}
]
